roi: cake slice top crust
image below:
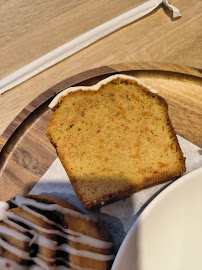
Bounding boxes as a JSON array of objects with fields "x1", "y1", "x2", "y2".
[{"x1": 49, "y1": 74, "x2": 158, "y2": 109}]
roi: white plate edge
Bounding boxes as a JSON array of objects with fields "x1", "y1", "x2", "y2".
[{"x1": 111, "y1": 167, "x2": 202, "y2": 269}]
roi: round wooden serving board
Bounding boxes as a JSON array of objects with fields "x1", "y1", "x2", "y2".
[{"x1": 0, "y1": 62, "x2": 202, "y2": 201}]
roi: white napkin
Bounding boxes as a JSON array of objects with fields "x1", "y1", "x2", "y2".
[
  {"x1": 30, "y1": 136, "x2": 202, "y2": 251},
  {"x1": 0, "y1": 0, "x2": 180, "y2": 94}
]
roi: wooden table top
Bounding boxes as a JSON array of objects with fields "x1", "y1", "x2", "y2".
[{"x1": 0, "y1": 0, "x2": 201, "y2": 136}]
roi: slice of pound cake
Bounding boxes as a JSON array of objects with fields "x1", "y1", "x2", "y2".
[
  {"x1": 0, "y1": 194, "x2": 114, "y2": 269},
  {"x1": 46, "y1": 74, "x2": 186, "y2": 209}
]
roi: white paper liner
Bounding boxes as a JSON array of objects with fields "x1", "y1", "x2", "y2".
[
  {"x1": 30, "y1": 135, "x2": 202, "y2": 252},
  {"x1": 0, "y1": 0, "x2": 180, "y2": 94}
]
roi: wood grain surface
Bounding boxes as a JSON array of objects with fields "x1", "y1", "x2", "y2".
[
  {"x1": 0, "y1": 0, "x2": 144, "y2": 79},
  {"x1": 0, "y1": 63, "x2": 201, "y2": 201},
  {"x1": 0, "y1": 0, "x2": 201, "y2": 136}
]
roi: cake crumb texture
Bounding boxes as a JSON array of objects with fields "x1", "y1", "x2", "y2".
[{"x1": 46, "y1": 76, "x2": 186, "y2": 209}]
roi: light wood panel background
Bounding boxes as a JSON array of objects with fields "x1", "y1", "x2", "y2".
[
  {"x1": 0, "y1": 0, "x2": 201, "y2": 136},
  {"x1": 0, "y1": 0, "x2": 144, "y2": 78}
]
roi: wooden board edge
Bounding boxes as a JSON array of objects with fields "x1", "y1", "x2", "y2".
[{"x1": 108, "y1": 62, "x2": 202, "y2": 78}]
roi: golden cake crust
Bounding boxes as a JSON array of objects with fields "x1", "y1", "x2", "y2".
[{"x1": 46, "y1": 75, "x2": 186, "y2": 209}]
